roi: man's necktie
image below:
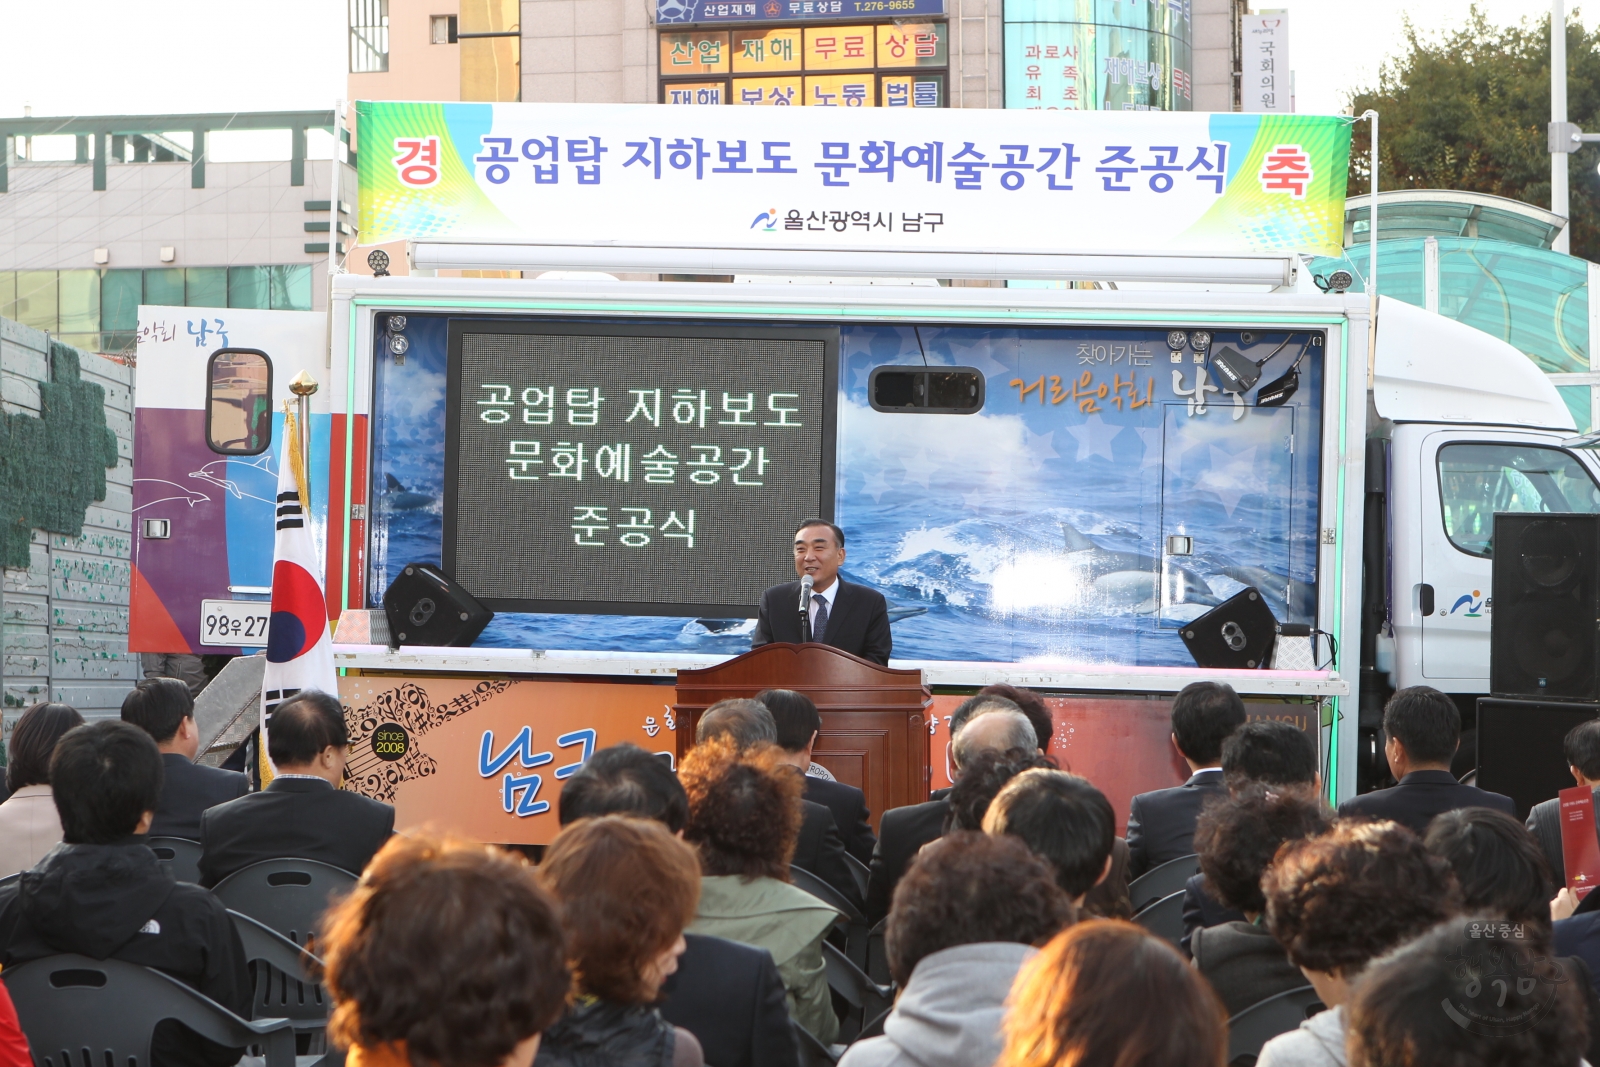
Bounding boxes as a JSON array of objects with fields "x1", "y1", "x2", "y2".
[{"x1": 812, "y1": 593, "x2": 829, "y2": 643}]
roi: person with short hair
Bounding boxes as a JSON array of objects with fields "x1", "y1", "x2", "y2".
[
  {"x1": 0, "y1": 720, "x2": 251, "y2": 1067},
  {"x1": 1187, "y1": 791, "x2": 1332, "y2": 1016},
  {"x1": 1126, "y1": 681, "x2": 1247, "y2": 877},
  {"x1": 1337, "y1": 686, "x2": 1513, "y2": 835},
  {"x1": 1527, "y1": 717, "x2": 1600, "y2": 886},
  {"x1": 976, "y1": 684, "x2": 1054, "y2": 754},
  {"x1": 946, "y1": 749, "x2": 1057, "y2": 834},
  {"x1": 121, "y1": 677, "x2": 248, "y2": 840},
  {"x1": 556, "y1": 744, "x2": 800, "y2": 1067},
  {"x1": 983, "y1": 768, "x2": 1116, "y2": 910},
  {"x1": 996, "y1": 921, "x2": 1228, "y2": 1067},
  {"x1": 1346, "y1": 920, "x2": 1588, "y2": 1067},
  {"x1": 838, "y1": 833, "x2": 1074, "y2": 1067},
  {"x1": 319, "y1": 834, "x2": 570, "y2": 1067},
  {"x1": 0, "y1": 701, "x2": 83, "y2": 878},
  {"x1": 752, "y1": 519, "x2": 892, "y2": 665},
  {"x1": 1254, "y1": 821, "x2": 1461, "y2": 1067},
  {"x1": 681, "y1": 738, "x2": 842, "y2": 1045},
  {"x1": 536, "y1": 816, "x2": 705, "y2": 1067},
  {"x1": 758, "y1": 688, "x2": 878, "y2": 866},
  {"x1": 198, "y1": 689, "x2": 393, "y2": 886},
  {"x1": 1221, "y1": 720, "x2": 1319, "y2": 796}
]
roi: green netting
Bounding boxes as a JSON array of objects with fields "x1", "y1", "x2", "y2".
[{"x1": 0, "y1": 342, "x2": 119, "y2": 569}]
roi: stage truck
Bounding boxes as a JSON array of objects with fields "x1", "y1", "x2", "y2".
[{"x1": 126, "y1": 102, "x2": 1592, "y2": 842}]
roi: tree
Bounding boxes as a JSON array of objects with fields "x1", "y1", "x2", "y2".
[{"x1": 1348, "y1": 7, "x2": 1600, "y2": 261}]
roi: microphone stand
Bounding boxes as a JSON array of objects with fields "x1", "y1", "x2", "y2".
[{"x1": 799, "y1": 576, "x2": 813, "y2": 643}]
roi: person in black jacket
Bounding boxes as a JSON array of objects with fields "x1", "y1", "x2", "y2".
[
  {"x1": 558, "y1": 742, "x2": 800, "y2": 1067},
  {"x1": 0, "y1": 720, "x2": 251, "y2": 1067},
  {"x1": 758, "y1": 688, "x2": 877, "y2": 866},
  {"x1": 198, "y1": 690, "x2": 393, "y2": 886},
  {"x1": 752, "y1": 520, "x2": 892, "y2": 666},
  {"x1": 1338, "y1": 686, "x2": 1513, "y2": 835},
  {"x1": 121, "y1": 678, "x2": 248, "y2": 841},
  {"x1": 1528, "y1": 719, "x2": 1600, "y2": 888}
]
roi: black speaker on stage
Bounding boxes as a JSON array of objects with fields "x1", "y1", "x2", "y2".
[
  {"x1": 1180, "y1": 587, "x2": 1279, "y2": 670},
  {"x1": 383, "y1": 562, "x2": 494, "y2": 647},
  {"x1": 1491, "y1": 513, "x2": 1600, "y2": 702},
  {"x1": 1477, "y1": 697, "x2": 1600, "y2": 819}
]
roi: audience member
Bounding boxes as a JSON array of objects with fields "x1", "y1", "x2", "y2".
[
  {"x1": 557, "y1": 744, "x2": 799, "y2": 1067},
  {"x1": 1336, "y1": 686, "x2": 1512, "y2": 834},
  {"x1": 983, "y1": 769, "x2": 1117, "y2": 911},
  {"x1": 1346, "y1": 921, "x2": 1588, "y2": 1067},
  {"x1": 1187, "y1": 791, "x2": 1332, "y2": 1016},
  {"x1": 536, "y1": 816, "x2": 705, "y2": 1067},
  {"x1": 319, "y1": 834, "x2": 569, "y2": 1067},
  {"x1": 696, "y1": 698, "x2": 860, "y2": 908},
  {"x1": 681, "y1": 738, "x2": 842, "y2": 1045},
  {"x1": 996, "y1": 920, "x2": 1228, "y2": 1067},
  {"x1": 838, "y1": 833, "x2": 1074, "y2": 1067},
  {"x1": 945, "y1": 749, "x2": 1057, "y2": 833},
  {"x1": 976, "y1": 684, "x2": 1055, "y2": 755},
  {"x1": 0, "y1": 702, "x2": 83, "y2": 877},
  {"x1": 1255, "y1": 821, "x2": 1460, "y2": 1067},
  {"x1": 198, "y1": 690, "x2": 393, "y2": 886},
  {"x1": 866, "y1": 696, "x2": 1034, "y2": 923},
  {"x1": 120, "y1": 678, "x2": 248, "y2": 840},
  {"x1": 1527, "y1": 718, "x2": 1600, "y2": 886},
  {"x1": 758, "y1": 688, "x2": 878, "y2": 866},
  {"x1": 1126, "y1": 681, "x2": 1246, "y2": 877},
  {"x1": 0, "y1": 721, "x2": 250, "y2": 1067}
]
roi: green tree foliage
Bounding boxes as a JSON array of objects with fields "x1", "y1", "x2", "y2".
[
  {"x1": 0, "y1": 343, "x2": 118, "y2": 569},
  {"x1": 1349, "y1": 7, "x2": 1600, "y2": 260}
]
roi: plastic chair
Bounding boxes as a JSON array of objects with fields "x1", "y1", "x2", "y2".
[
  {"x1": 791, "y1": 864, "x2": 871, "y2": 970},
  {"x1": 822, "y1": 939, "x2": 893, "y2": 1044},
  {"x1": 792, "y1": 1021, "x2": 839, "y2": 1067},
  {"x1": 148, "y1": 836, "x2": 204, "y2": 884},
  {"x1": 213, "y1": 858, "x2": 359, "y2": 949},
  {"x1": 1127, "y1": 853, "x2": 1200, "y2": 914},
  {"x1": 230, "y1": 910, "x2": 330, "y2": 1048},
  {"x1": 858, "y1": 1005, "x2": 892, "y2": 1042},
  {"x1": 865, "y1": 917, "x2": 890, "y2": 986},
  {"x1": 843, "y1": 852, "x2": 870, "y2": 902},
  {"x1": 1227, "y1": 985, "x2": 1324, "y2": 1066},
  {"x1": 3, "y1": 953, "x2": 296, "y2": 1067},
  {"x1": 1132, "y1": 890, "x2": 1186, "y2": 945}
]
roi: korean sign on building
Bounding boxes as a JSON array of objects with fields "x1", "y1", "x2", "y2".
[
  {"x1": 1003, "y1": 0, "x2": 1193, "y2": 111},
  {"x1": 1241, "y1": 13, "x2": 1291, "y2": 113},
  {"x1": 656, "y1": 0, "x2": 944, "y2": 25},
  {"x1": 356, "y1": 101, "x2": 1353, "y2": 255}
]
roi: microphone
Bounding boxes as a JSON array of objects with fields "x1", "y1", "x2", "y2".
[{"x1": 798, "y1": 574, "x2": 813, "y2": 643}]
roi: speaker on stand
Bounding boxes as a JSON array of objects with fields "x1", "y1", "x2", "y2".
[{"x1": 1491, "y1": 513, "x2": 1600, "y2": 701}]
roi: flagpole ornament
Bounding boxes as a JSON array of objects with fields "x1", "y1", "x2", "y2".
[{"x1": 288, "y1": 370, "x2": 319, "y2": 396}]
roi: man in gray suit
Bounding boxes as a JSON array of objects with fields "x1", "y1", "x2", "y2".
[{"x1": 1527, "y1": 718, "x2": 1600, "y2": 887}]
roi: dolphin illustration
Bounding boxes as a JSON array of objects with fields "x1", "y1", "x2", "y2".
[
  {"x1": 381, "y1": 473, "x2": 435, "y2": 511},
  {"x1": 1220, "y1": 565, "x2": 1315, "y2": 620},
  {"x1": 1060, "y1": 523, "x2": 1222, "y2": 612}
]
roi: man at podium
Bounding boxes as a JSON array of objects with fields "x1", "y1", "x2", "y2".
[{"x1": 752, "y1": 519, "x2": 892, "y2": 666}]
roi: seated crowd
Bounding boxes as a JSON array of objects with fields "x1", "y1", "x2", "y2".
[{"x1": 0, "y1": 679, "x2": 1596, "y2": 1067}]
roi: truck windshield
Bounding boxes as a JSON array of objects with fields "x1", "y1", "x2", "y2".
[{"x1": 1437, "y1": 443, "x2": 1600, "y2": 557}]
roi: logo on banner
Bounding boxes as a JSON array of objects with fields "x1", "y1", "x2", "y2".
[{"x1": 750, "y1": 208, "x2": 777, "y2": 230}]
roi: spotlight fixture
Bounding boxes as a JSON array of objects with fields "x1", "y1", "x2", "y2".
[
  {"x1": 1326, "y1": 270, "x2": 1353, "y2": 294},
  {"x1": 1166, "y1": 330, "x2": 1188, "y2": 350},
  {"x1": 388, "y1": 333, "x2": 410, "y2": 357},
  {"x1": 368, "y1": 249, "x2": 391, "y2": 277}
]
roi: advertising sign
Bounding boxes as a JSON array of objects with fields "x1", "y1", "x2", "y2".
[
  {"x1": 356, "y1": 101, "x2": 1352, "y2": 255},
  {"x1": 1240, "y1": 13, "x2": 1291, "y2": 113},
  {"x1": 655, "y1": 0, "x2": 945, "y2": 25}
]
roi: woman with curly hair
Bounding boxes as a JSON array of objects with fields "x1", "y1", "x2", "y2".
[
  {"x1": 680, "y1": 737, "x2": 842, "y2": 1045},
  {"x1": 535, "y1": 816, "x2": 705, "y2": 1067},
  {"x1": 319, "y1": 834, "x2": 570, "y2": 1067}
]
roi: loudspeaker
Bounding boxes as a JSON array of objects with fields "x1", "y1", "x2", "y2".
[
  {"x1": 1477, "y1": 697, "x2": 1600, "y2": 819},
  {"x1": 1491, "y1": 513, "x2": 1600, "y2": 702},
  {"x1": 382, "y1": 562, "x2": 494, "y2": 647},
  {"x1": 1181, "y1": 587, "x2": 1278, "y2": 670}
]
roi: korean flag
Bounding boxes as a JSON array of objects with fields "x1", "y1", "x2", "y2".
[{"x1": 259, "y1": 408, "x2": 338, "y2": 776}]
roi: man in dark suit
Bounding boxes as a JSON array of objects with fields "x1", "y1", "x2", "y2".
[
  {"x1": 198, "y1": 691, "x2": 393, "y2": 886},
  {"x1": 752, "y1": 519, "x2": 892, "y2": 666},
  {"x1": 1338, "y1": 685, "x2": 1514, "y2": 836},
  {"x1": 557, "y1": 742, "x2": 800, "y2": 1067},
  {"x1": 121, "y1": 678, "x2": 248, "y2": 841},
  {"x1": 697, "y1": 698, "x2": 863, "y2": 909},
  {"x1": 1126, "y1": 681, "x2": 1245, "y2": 878},
  {"x1": 1528, "y1": 719, "x2": 1600, "y2": 886},
  {"x1": 757, "y1": 687, "x2": 877, "y2": 866},
  {"x1": 865, "y1": 695, "x2": 1036, "y2": 923}
]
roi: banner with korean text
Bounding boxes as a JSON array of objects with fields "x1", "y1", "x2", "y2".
[{"x1": 356, "y1": 101, "x2": 1352, "y2": 256}]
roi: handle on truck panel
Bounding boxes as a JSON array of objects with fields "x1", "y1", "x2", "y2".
[{"x1": 1419, "y1": 584, "x2": 1435, "y2": 616}]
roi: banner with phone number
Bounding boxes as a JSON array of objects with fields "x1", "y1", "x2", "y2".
[{"x1": 356, "y1": 100, "x2": 1352, "y2": 256}]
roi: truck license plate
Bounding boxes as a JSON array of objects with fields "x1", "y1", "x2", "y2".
[{"x1": 200, "y1": 600, "x2": 272, "y2": 647}]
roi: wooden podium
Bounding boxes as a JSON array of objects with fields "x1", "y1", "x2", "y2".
[{"x1": 674, "y1": 643, "x2": 932, "y2": 830}]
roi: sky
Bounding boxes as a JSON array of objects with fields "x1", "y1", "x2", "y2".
[{"x1": 0, "y1": 0, "x2": 1591, "y2": 122}]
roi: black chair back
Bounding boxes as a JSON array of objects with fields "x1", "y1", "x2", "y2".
[
  {"x1": 0, "y1": 873, "x2": 18, "y2": 891},
  {"x1": 147, "y1": 836, "x2": 204, "y2": 884},
  {"x1": 213, "y1": 858, "x2": 359, "y2": 948},
  {"x1": 792, "y1": 1020, "x2": 838, "y2": 1067},
  {"x1": 842, "y1": 852, "x2": 870, "y2": 902},
  {"x1": 229, "y1": 908, "x2": 330, "y2": 1044},
  {"x1": 791, "y1": 864, "x2": 871, "y2": 970},
  {"x1": 1132, "y1": 890, "x2": 1186, "y2": 945},
  {"x1": 821, "y1": 939, "x2": 893, "y2": 1043},
  {"x1": 3, "y1": 953, "x2": 296, "y2": 1067},
  {"x1": 1227, "y1": 985, "x2": 1324, "y2": 1066},
  {"x1": 1128, "y1": 853, "x2": 1200, "y2": 914},
  {"x1": 865, "y1": 917, "x2": 890, "y2": 986}
]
